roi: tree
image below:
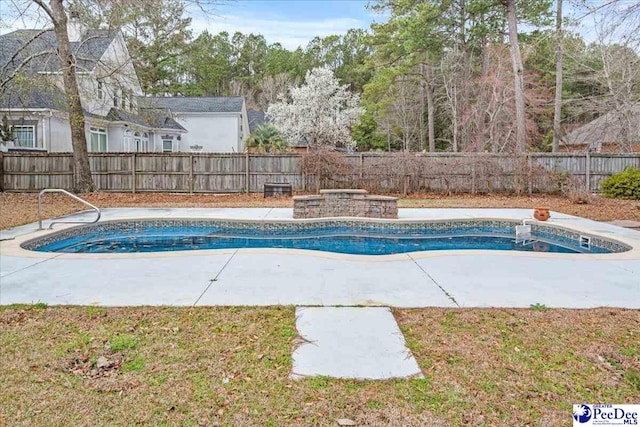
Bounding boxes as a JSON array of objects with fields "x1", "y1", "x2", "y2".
[
  {"x1": 118, "y1": 0, "x2": 192, "y2": 95},
  {"x1": 257, "y1": 73, "x2": 298, "y2": 109},
  {"x1": 552, "y1": 0, "x2": 563, "y2": 152},
  {"x1": 183, "y1": 31, "x2": 233, "y2": 95},
  {"x1": 245, "y1": 124, "x2": 287, "y2": 153},
  {"x1": 503, "y1": 0, "x2": 526, "y2": 152},
  {"x1": 267, "y1": 67, "x2": 363, "y2": 150},
  {"x1": 0, "y1": 116, "x2": 14, "y2": 145},
  {"x1": 33, "y1": 1, "x2": 94, "y2": 192}
]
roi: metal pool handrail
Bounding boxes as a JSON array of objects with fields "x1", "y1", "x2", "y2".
[{"x1": 38, "y1": 189, "x2": 101, "y2": 230}]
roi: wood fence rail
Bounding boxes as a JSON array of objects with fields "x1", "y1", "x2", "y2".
[{"x1": 1, "y1": 152, "x2": 638, "y2": 194}]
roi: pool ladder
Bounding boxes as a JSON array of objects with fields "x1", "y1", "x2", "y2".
[{"x1": 37, "y1": 189, "x2": 101, "y2": 230}]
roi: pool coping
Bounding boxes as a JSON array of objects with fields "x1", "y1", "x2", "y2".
[{"x1": 2, "y1": 211, "x2": 639, "y2": 261}]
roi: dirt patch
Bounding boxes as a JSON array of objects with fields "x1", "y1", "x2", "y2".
[
  {"x1": 401, "y1": 192, "x2": 640, "y2": 221},
  {"x1": 1, "y1": 192, "x2": 638, "y2": 230}
]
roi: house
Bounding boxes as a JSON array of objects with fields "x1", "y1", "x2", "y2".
[
  {"x1": 561, "y1": 104, "x2": 640, "y2": 153},
  {"x1": 0, "y1": 15, "x2": 247, "y2": 153},
  {"x1": 247, "y1": 108, "x2": 266, "y2": 134},
  {"x1": 139, "y1": 97, "x2": 250, "y2": 153}
]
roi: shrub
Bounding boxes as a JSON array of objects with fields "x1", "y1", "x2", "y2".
[
  {"x1": 245, "y1": 124, "x2": 288, "y2": 153},
  {"x1": 601, "y1": 167, "x2": 640, "y2": 200}
]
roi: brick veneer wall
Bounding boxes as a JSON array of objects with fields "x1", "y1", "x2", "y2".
[{"x1": 293, "y1": 189, "x2": 398, "y2": 219}]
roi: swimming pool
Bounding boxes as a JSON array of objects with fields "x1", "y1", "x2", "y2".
[{"x1": 22, "y1": 218, "x2": 630, "y2": 255}]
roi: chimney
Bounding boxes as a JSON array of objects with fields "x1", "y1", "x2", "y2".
[{"x1": 67, "y1": 8, "x2": 84, "y2": 43}]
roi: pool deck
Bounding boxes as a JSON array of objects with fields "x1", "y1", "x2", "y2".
[{"x1": 1, "y1": 207, "x2": 639, "y2": 309}]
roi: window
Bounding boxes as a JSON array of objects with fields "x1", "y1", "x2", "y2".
[
  {"x1": 133, "y1": 131, "x2": 150, "y2": 152},
  {"x1": 123, "y1": 129, "x2": 132, "y2": 152},
  {"x1": 129, "y1": 96, "x2": 134, "y2": 111},
  {"x1": 89, "y1": 127, "x2": 107, "y2": 152},
  {"x1": 122, "y1": 93, "x2": 128, "y2": 110},
  {"x1": 162, "y1": 138, "x2": 173, "y2": 153},
  {"x1": 11, "y1": 125, "x2": 35, "y2": 147},
  {"x1": 97, "y1": 81, "x2": 104, "y2": 100},
  {"x1": 113, "y1": 89, "x2": 119, "y2": 107}
]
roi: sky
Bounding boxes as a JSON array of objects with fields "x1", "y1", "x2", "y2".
[
  {"x1": 187, "y1": 0, "x2": 383, "y2": 49},
  {"x1": 0, "y1": 0, "x2": 385, "y2": 50},
  {"x1": 0, "y1": 0, "x2": 636, "y2": 50}
]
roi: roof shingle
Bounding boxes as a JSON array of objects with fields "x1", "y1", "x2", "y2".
[
  {"x1": 563, "y1": 104, "x2": 640, "y2": 146},
  {"x1": 106, "y1": 108, "x2": 186, "y2": 131},
  {"x1": 0, "y1": 29, "x2": 117, "y2": 74},
  {"x1": 139, "y1": 96, "x2": 244, "y2": 113}
]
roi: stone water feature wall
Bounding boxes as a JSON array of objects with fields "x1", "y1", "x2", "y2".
[{"x1": 293, "y1": 189, "x2": 398, "y2": 219}]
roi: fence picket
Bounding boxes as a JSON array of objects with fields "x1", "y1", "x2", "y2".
[{"x1": 0, "y1": 152, "x2": 638, "y2": 194}]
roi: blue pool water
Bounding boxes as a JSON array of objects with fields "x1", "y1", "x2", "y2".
[{"x1": 28, "y1": 221, "x2": 615, "y2": 255}]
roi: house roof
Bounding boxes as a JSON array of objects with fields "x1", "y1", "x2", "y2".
[
  {"x1": 0, "y1": 29, "x2": 118, "y2": 74},
  {"x1": 106, "y1": 108, "x2": 186, "y2": 131},
  {"x1": 563, "y1": 104, "x2": 640, "y2": 146},
  {"x1": 0, "y1": 81, "x2": 184, "y2": 132},
  {"x1": 247, "y1": 108, "x2": 266, "y2": 133},
  {"x1": 139, "y1": 96, "x2": 244, "y2": 113},
  {"x1": 0, "y1": 79, "x2": 67, "y2": 110}
]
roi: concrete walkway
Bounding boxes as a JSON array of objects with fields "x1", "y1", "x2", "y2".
[
  {"x1": 1, "y1": 207, "x2": 639, "y2": 308},
  {"x1": 292, "y1": 307, "x2": 422, "y2": 379}
]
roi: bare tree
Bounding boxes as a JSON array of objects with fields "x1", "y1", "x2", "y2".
[
  {"x1": 503, "y1": 0, "x2": 527, "y2": 152},
  {"x1": 568, "y1": 1, "x2": 640, "y2": 152},
  {"x1": 256, "y1": 73, "x2": 298, "y2": 110},
  {"x1": 552, "y1": 0, "x2": 563, "y2": 152},
  {"x1": 35, "y1": 1, "x2": 94, "y2": 192},
  {"x1": 230, "y1": 80, "x2": 256, "y2": 108}
]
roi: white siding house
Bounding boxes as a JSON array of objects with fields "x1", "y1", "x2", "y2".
[
  {"x1": 1, "y1": 15, "x2": 249, "y2": 153},
  {"x1": 139, "y1": 97, "x2": 250, "y2": 153}
]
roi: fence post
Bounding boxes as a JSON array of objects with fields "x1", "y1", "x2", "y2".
[
  {"x1": 585, "y1": 151, "x2": 591, "y2": 192},
  {"x1": 302, "y1": 169, "x2": 306, "y2": 192},
  {"x1": 527, "y1": 154, "x2": 533, "y2": 195},
  {"x1": 189, "y1": 154, "x2": 194, "y2": 194},
  {"x1": 0, "y1": 151, "x2": 4, "y2": 192},
  {"x1": 131, "y1": 153, "x2": 136, "y2": 194},
  {"x1": 245, "y1": 151, "x2": 250, "y2": 193},
  {"x1": 471, "y1": 160, "x2": 476, "y2": 194}
]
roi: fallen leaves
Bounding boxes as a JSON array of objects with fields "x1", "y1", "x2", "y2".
[{"x1": 1, "y1": 192, "x2": 639, "y2": 230}]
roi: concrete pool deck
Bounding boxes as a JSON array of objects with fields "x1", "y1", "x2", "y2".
[{"x1": 1, "y1": 207, "x2": 639, "y2": 309}]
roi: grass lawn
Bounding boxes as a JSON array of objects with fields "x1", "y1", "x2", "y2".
[{"x1": 1, "y1": 305, "x2": 638, "y2": 426}]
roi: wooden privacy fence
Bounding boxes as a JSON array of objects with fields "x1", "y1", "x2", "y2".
[{"x1": 0, "y1": 152, "x2": 639, "y2": 194}]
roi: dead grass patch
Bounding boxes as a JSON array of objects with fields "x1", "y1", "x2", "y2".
[
  {"x1": 1, "y1": 306, "x2": 638, "y2": 426},
  {"x1": 395, "y1": 308, "x2": 640, "y2": 426},
  {"x1": 1, "y1": 192, "x2": 638, "y2": 230},
  {"x1": 0, "y1": 305, "x2": 445, "y2": 427}
]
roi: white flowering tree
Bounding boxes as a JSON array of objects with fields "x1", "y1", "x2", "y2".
[{"x1": 266, "y1": 66, "x2": 363, "y2": 151}]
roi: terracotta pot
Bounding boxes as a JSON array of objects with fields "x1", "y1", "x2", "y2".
[{"x1": 533, "y1": 207, "x2": 550, "y2": 221}]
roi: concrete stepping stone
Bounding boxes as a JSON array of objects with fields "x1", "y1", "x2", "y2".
[{"x1": 291, "y1": 306, "x2": 423, "y2": 380}]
